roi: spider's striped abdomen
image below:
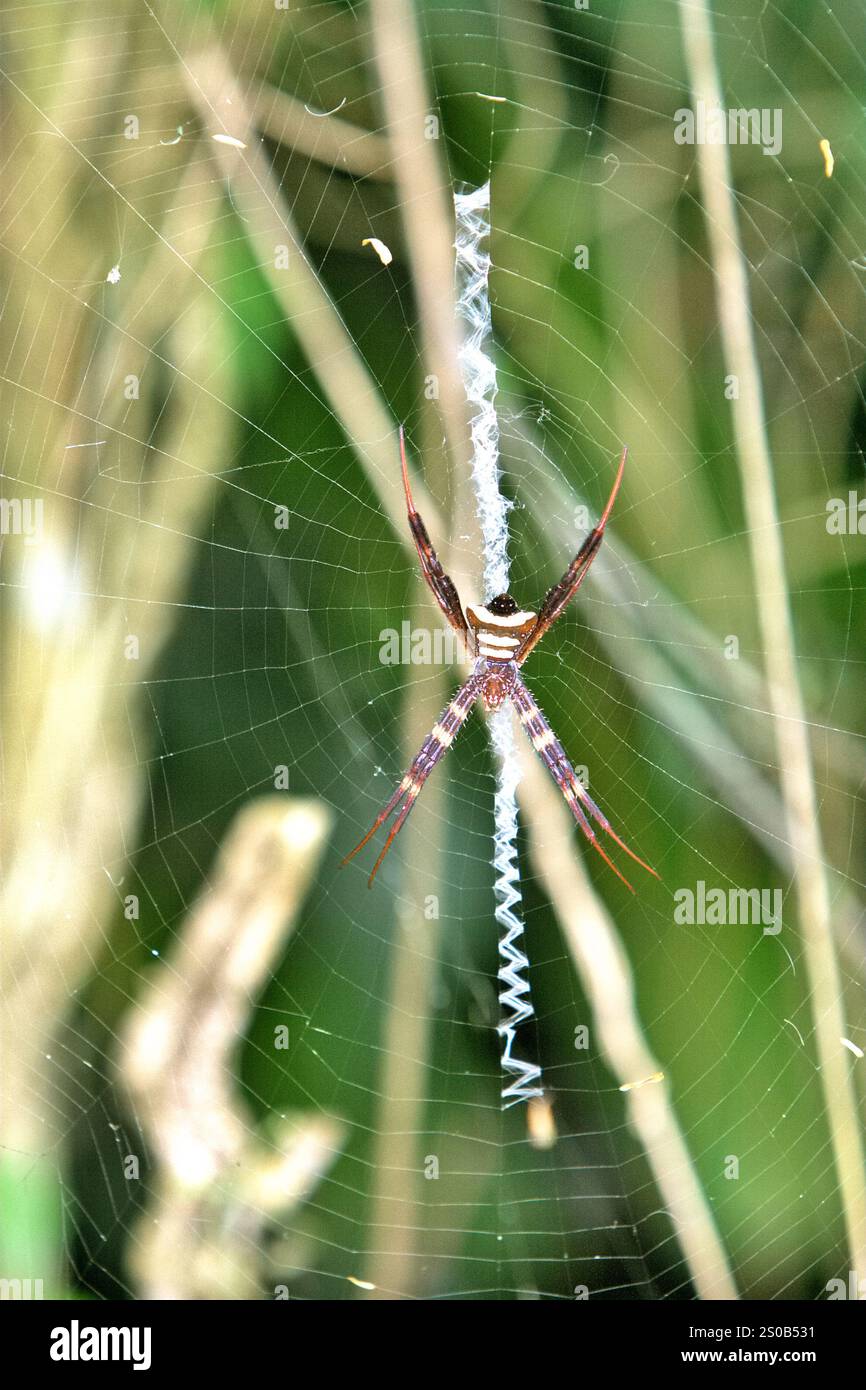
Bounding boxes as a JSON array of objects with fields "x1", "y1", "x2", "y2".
[{"x1": 466, "y1": 602, "x2": 536, "y2": 662}]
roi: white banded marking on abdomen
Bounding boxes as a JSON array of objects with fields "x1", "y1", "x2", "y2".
[
  {"x1": 478, "y1": 629, "x2": 521, "y2": 660},
  {"x1": 470, "y1": 606, "x2": 537, "y2": 660},
  {"x1": 471, "y1": 605, "x2": 536, "y2": 629}
]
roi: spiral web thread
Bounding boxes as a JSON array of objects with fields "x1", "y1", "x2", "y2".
[{"x1": 454, "y1": 182, "x2": 543, "y2": 1107}]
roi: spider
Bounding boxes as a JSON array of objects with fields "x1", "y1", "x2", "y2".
[{"x1": 343, "y1": 429, "x2": 657, "y2": 892}]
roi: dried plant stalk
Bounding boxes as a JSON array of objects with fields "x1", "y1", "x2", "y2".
[
  {"x1": 183, "y1": 47, "x2": 425, "y2": 543},
  {"x1": 120, "y1": 797, "x2": 341, "y2": 1300},
  {"x1": 252, "y1": 83, "x2": 391, "y2": 180},
  {"x1": 678, "y1": 0, "x2": 866, "y2": 1280},
  {"x1": 518, "y1": 746, "x2": 738, "y2": 1299}
]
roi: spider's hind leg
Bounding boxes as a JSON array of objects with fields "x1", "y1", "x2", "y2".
[
  {"x1": 512, "y1": 677, "x2": 657, "y2": 891},
  {"x1": 340, "y1": 775, "x2": 416, "y2": 871},
  {"x1": 342, "y1": 674, "x2": 479, "y2": 887}
]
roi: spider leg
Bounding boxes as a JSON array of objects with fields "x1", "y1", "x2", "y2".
[
  {"x1": 342, "y1": 674, "x2": 479, "y2": 887},
  {"x1": 517, "y1": 446, "x2": 627, "y2": 666},
  {"x1": 512, "y1": 676, "x2": 656, "y2": 892},
  {"x1": 400, "y1": 427, "x2": 469, "y2": 647}
]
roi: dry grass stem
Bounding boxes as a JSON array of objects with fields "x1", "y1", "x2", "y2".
[
  {"x1": 518, "y1": 731, "x2": 738, "y2": 1299},
  {"x1": 679, "y1": 0, "x2": 866, "y2": 1279}
]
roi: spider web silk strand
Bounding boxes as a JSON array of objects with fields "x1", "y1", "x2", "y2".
[
  {"x1": 489, "y1": 704, "x2": 543, "y2": 1107},
  {"x1": 454, "y1": 182, "x2": 543, "y2": 1108},
  {"x1": 454, "y1": 183, "x2": 511, "y2": 600}
]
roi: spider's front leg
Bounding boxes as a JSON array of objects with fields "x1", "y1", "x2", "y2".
[
  {"x1": 342, "y1": 674, "x2": 480, "y2": 887},
  {"x1": 516, "y1": 446, "x2": 627, "y2": 665},
  {"x1": 400, "y1": 427, "x2": 469, "y2": 646}
]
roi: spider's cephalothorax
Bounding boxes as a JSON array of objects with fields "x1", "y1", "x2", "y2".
[
  {"x1": 342, "y1": 430, "x2": 658, "y2": 891},
  {"x1": 475, "y1": 656, "x2": 517, "y2": 710}
]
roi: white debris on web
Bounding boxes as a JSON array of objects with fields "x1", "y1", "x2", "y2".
[
  {"x1": 619, "y1": 1070, "x2": 666, "y2": 1093},
  {"x1": 212, "y1": 132, "x2": 246, "y2": 149},
  {"x1": 819, "y1": 137, "x2": 834, "y2": 178},
  {"x1": 454, "y1": 181, "x2": 542, "y2": 1108},
  {"x1": 361, "y1": 237, "x2": 393, "y2": 266}
]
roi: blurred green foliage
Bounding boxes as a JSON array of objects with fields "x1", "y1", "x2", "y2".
[{"x1": 3, "y1": 0, "x2": 865, "y2": 1300}]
